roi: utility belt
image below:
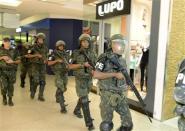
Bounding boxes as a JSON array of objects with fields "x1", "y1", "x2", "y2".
[
  {"x1": 100, "y1": 88, "x2": 124, "y2": 96},
  {"x1": 0, "y1": 66, "x2": 17, "y2": 71},
  {"x1": 100, "y1": 90, "x2": 126, "y2": 107},
  {"x1": 75, "y1": 74, "x2": 92, "y2": 80}
]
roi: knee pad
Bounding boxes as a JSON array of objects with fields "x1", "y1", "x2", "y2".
[
  {"x1": 100, "y1": 121, "x2": 113, "y2": 131},
  {"x1": 39, "y1": 81, "x2": 46, "y2": 86}
]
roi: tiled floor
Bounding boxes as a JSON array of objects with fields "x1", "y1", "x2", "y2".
[{"x1": 0, "y1": 75, "x2": 179, "y2": 131}]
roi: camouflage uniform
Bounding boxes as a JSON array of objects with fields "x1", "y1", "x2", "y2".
[
  {"x1": 29, "y1": 43, "x2": 48, "y2": 101},
  {"x1": 95, "y1": 51, "x2": 133, "y2": 131},
  {"x1": 174, "y1": 59, "x2": 185, "y2": 131},
  {"x1": 95, "y1": 34, "x2": 133, "y2": 131},
  {"x1": 71, "y1": 34, "x2": 96, "y2": 130},
  {"x1": 49, "y1": 42, "x2": 69, "y2": 113},
  {"x1": 0, "y1": 47, "x2": 20, "y2": 106},
  {"x1": 19, "y1": 44, "x2": 32, "y2": 88},
  {"x1": 72, "y1": 49, "x2": 96, "y2": 97}
]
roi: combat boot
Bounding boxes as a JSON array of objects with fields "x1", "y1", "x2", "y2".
[
  {"x1": 59, "y1": 91, "x2": 67, "y2": 113},
  {"x1": 38, "y1": 81, "x2": 45, "y2": 102},
  {"x1": 88, "y1": 123, "x2": 95, "y2": 131},
  {"x1": 117, "y1": 125, "x2": 133, "y2": 131},
  {"x1": 20, "y1": 77, "x2": 25, "y2": 88},
  {"x1": 8, "y1": 97, "x2": 14, "y2": 106},
  {"x1": 38, "y1": 96, "x2": 45, "y2": 102},
  {"x1": 60, "y1": 105, "x2": 67, "y2": 114},
  {"x1": 2, "y1": 95, "x2": 7, "y2": 105},
  {"x1": 73, "y1": 99, "x2": 83, "y2": 118},
  {"x1": 30, "y1": 92, "x2": 35, "y2": 99}
]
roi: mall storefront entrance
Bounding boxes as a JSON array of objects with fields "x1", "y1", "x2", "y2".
[{"x1": 83, "y1": 0, "x2": 173, "y2": 121}]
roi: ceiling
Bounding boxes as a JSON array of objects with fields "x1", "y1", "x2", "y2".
[
  {"x1": 0, "y1": 0, "x2": 152, "y2": 35},
  {"x1": 0, "y1": 0, "x2": 83, "y2": 20}
]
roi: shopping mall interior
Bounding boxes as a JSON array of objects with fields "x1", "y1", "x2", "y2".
[{"x1": 0, "y1": 0, "x2": 184, "y2": 131}]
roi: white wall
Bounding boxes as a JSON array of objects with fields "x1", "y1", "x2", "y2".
[
  {"x1": 130, "y1": 0, "x2": 152, "y2": 46},
  {"x1": 104, "y1": 16, "x2": 122, "y2": 37}
]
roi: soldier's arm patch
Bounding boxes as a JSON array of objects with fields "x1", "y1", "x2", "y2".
[
  {"x1": 95, "y1": 53, "x2": 107, "y2": 72},
  {"x1": 95, "y1": 62, "x2": 104, "y2": 71}
]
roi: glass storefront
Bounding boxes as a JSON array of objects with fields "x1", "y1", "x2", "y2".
[{"x1": 83, "y1": 0, "x2": 153, "y2": 114}]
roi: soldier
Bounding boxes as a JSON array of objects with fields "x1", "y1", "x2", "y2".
[
  {"x1": 174, "y1": 59, "x2": 185, "y2": 131},
  {"x1": 69, "y1": 34, "x2": 96, "y2": 130},
  {"x1": 19, "y1": 42, "x2": 32, "y2": 88},
  {"x1": 93, "y1": 34, "x2": 133, "y2": 131},
  {"x1": 25, "y1": 33, "x2": 48, "y2": 101},
  {"x1": 48, "y1": 40, "x2": 69, "y2": 113},
  {"x1": 0, "y1": 37, "x2": 21, "y2": 106}
]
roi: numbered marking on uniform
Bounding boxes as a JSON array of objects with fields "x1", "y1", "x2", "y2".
[
  {"x1": 176, "y1": 73, "x2": 185, "y2": 84},
  {"x1": 95, "y1": 62, "x2": 104, "y2": 70},
  {"x1": 69, "y1": 59, "x2": 72, "y2": 64},
  {"x1": 48, "y1": 57, "x2": 53, "y2": 61},
  {"x1": 28, "y1": 50, "x2": 31, "y2": 54},
  {"x1": 49, "y1": 49, "x2": 53, "y2": 55}
]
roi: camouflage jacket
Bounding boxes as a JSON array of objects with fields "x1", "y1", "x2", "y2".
[
  {"x1": 0, "y1": 47, "x2": 20, "y2": 70},
  {"x1": 30, "y1": 44, "x2": 48, "y2": 65},
  {"x1": 20, "y1": 46, "x2": 31, "y2": 64},
  {"x1": 95, "y1": 51, "x2": 127, "y2": 92},
  {"x1": 49, "y1": 49, "x2": 69, "y2": 74},
  {"x1": 71, "y1": 48, "x2": 96, "y2": 78}
]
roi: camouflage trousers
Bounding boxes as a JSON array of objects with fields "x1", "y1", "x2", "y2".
[
  {"x1": 100, "y1": 90, "x2": 133, "y2": 127},
  {"x1": 55, "y1": 72, "x2": 68, "y2": 102},
  {"x1": 75, "y1": 77, "x2": 92, "y2": 97},
  {"x1": 178, "y1": 116, "x2": 185, "y2": 131},
  {"x1": 20, "y1": 63, "x2": 32, "y2": 79},
  {"x1": 55, "y1": 72, "x2": 68, "y2": 92},
  {"x1": 30, "y1": 64, "x2": 46, "y2": 93},
  {"x1": 0, "y1": 70, "x2": 16, "y2": 97}
]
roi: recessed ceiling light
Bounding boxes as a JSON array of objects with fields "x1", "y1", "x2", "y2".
[
  {"x1": 0, "y1": 0, "x2": 22, "y2": 7},
  {"x1": 88, "y1": 3, "x2": 96, "y2": 6}
]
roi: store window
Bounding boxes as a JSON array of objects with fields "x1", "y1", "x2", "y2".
[{"x1": 83, "y1": 0, "x2": 152, "y2": 103}]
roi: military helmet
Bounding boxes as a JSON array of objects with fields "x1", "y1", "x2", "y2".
[
  {"x1": 79, "y1": 34, "x2": 91, "y2": 42},
  {"x1": 36, "y1": 33, "x2": 46, "y2": 40},
  {"x1": 110, "y1": 34, "x2": 127, "y2": 55},
  {"x1": 56, "y1": 40, "x2": 66, "y2": 47}
]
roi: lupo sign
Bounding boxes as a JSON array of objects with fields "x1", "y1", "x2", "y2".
[{"x1": 96, "y1": 0, "x2": 131, "y2": 19}]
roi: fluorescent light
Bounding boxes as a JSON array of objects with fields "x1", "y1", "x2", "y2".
[
  {"x1": 16, "y1": 27, "x2": 22, "y2": 33},
  {"x1": 0, "y1": 0, "x2": 22, "y2": 7},
  {"x1": 88, "y1": 3, "x2": 96, "y2": 6}
]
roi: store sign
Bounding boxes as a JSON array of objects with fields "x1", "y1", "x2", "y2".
[{"x1": 96, "y1": 0, "x2": 131, "y2": 19}]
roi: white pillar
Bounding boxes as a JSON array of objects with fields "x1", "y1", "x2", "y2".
[
  {"x1": 153, "y1": 0, "x2": 172, "y2": 120},
  {"x1": 98, "y1": 20, "x2": 105, "y2": 55}
]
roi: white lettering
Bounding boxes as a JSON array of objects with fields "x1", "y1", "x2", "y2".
[
  {"x1": 110, "y1": 2, "x2": 117, "y2": 12},
  {"x1": 117, "y1": 0, "x2": 124, "y2": 11},
  {"x1": 176, "y1": 73, "x2": 184, "y2": 84},
  {"x1": 104, "y1": 3, "x2": 110, "y2": 14},
  {"x1": 98, "y1": 5, "x2": 104, "y2": 16},
  {"x1": 183, "y1": 76, "x2": 185, "y2": 84},
  {"x1": 98, "y1": 0, "x2": 124, "y2": 17},
  {"x1": 95, "y1": 62, "x2": 104, "y2": 70}
]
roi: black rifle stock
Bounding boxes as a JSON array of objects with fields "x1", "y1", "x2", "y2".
[{"x1": 80, "y1": 50, "x2": 95, "y2": 70}]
